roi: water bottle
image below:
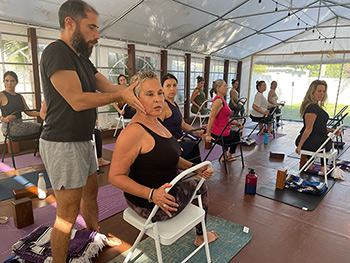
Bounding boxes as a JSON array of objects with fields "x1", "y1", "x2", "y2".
[
  {"x1": 37, "y1": 172, "x2": 47, "y2": 199},
  {"x1": 245, "y1": 168, "x2": 257, "y2": 195},
  {"x1": 264, "y1": 129, "x2": 269, "y2": 144}
]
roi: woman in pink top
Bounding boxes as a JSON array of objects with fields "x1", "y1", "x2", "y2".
[{"x1": 205, "y1": 79, "x2": 244, "y2": 162}]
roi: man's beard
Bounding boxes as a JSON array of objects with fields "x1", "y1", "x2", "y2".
[{"x1": 71, "y1": 27, "x2": 97, "y2": 58}]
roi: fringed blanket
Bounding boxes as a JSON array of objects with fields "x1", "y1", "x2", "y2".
[
  {"x1": 9, "y1": 226, "x2": 105, "y2": 263},
  {"x1": 285, "y1": 175, "x2": 327, "y2": 195}
]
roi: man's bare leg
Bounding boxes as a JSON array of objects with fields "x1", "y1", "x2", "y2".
[
  {"x1": 52, "y1": 187, "x2": 82, "y2": 262},
  {"x1": 80, "y1": 172, "x2": 99, "y2": 231}
]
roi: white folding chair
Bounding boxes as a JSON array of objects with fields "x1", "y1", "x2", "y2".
[
  {"x1": 190, "y1": 99, "x2": 212, "y2": 127},
  {"x1": 297, "y1": 124, "x2": 344, "y2": 187},
  {"x1": 113, "y1": 104, "x2": 132, "y2": 137},
  {"x1": 122, "y1": 161, "x2": 212, "y2": 263}
]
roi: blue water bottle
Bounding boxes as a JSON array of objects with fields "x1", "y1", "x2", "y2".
[{"x1": 264, "y1": 129, "x2": 268, "y2": 144}]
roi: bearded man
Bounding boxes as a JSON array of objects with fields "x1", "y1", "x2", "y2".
[{"x1": 39, "y1": 1, "x2": 144, "y2": 261}]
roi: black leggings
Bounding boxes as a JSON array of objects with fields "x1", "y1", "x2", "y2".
[{"x1": 212, "y1": 130, "x2": 240, "y2": 154}]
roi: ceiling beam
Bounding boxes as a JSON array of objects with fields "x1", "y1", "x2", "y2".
[
  {"x1": 99, "y1": 0, "x2": 145, "y2": 34},
  {"x1": 165, "y1": 0, "x2": 249, "y2": 49}
]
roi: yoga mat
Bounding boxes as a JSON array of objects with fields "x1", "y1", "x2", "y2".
[
  {"x1": 245, "y1": 133, "x2": 286, "y2": 145},
  {"x1": 200, "y1": 145, "x2": 223, "y2": 162},
  {"x1": 256, "y1": 173, "x2": 336, "y2": 211},
  {"x1": 0, "y1": 169, "x2": 51, "y2": 201},
  {"x1": 0, "y1": 153, "x2": 43, "y2": 172},
  {"x1": 287, "y1": 144, "x2": 349, "y2": 160},
  {"x1": 109, "y1": 215, "x2": 252, "y2": 263},
  {"x1": 0, "y1": 184, "x2": 128, "y2": 262},
  {"x1": 103, "y1": 143, "x2": 115, "y2": 152}
]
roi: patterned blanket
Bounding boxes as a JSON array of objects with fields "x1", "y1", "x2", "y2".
[
  {"x1": 285, "y1": 175, "x2": 327, "y2": 195},
  {"x1": 6, "y1": 226, "x2": 105, "y2": 263}
]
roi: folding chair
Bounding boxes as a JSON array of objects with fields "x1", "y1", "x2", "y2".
[
  {"x1": 327, "y1": 105, "x2": 348, "y2": 150},
  {"x1": 204, "y1": 117, "x2": 246, "y2": 173},
  {"x1": 1, "y1": 109, "x2": 42, "y2": 170},
  {"x1": 190, "y1": 99, "x2": 212, "y2": 127},
  {"x1": 274, "y1": 100, "x2": 285, "y2": 128},
  {"x1": 123, "y1": 161, "x2": 212, "y2": 263},
  {"x1": 178, "y1": 127, "x2": 206, "y2": 163},
  {"x1": 297, "y1": 124, "x2": 344, "y2": 187},
  {"x1": 113, "y1": 104, "x2": 132, "y2": 137},
  {"x1": 232, "y1": 97, "x2": 247, "y2": 117},
  {"x1": 248, "y1": 106, "x2": 278, "y2": 138}
]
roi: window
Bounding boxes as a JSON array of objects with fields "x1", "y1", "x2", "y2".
[{"x1": 168, "y1": 55, "x2": 185, "y2": 106}]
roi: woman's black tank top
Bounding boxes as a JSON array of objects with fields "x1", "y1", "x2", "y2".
[
  {"x1": 124, "y1": 122, "x2": 181, "y2": 209},
  {"x1": 0, "y1": 91, "x2": 25, "y2": 119}
]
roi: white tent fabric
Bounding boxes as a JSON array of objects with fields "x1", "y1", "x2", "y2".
[{"x1": 1, "y1": 0, "x2": 350, "y2": 60}]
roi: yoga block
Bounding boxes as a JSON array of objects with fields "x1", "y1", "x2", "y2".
[
  {"x1": 12, "y1": 197, "x2": 34, "y2": 229},
  {"x1": 270, "y1": 151, "x2": 285, "y2": 160},
  {"x1": 205, "y1": 141, "x2": 212, "y2": 150},
  {"x1": 276, "y1": 168, "x2": 287, "y2": 189},
  {"x1": 7, "y1": 141, "x2": 20, "y2": 154},
  {"x1": 13, "y1": 186, "x2": 38, "y2": 200}
]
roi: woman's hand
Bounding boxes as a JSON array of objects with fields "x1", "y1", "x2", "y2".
[
  {"x1": 3, "y1": 115, "x2": 16, "y2": 122},
  {"x1": 205, "y1": 134, "x2": 214, "y2": 143},
  {"x1": 196, "y1": 165, "x2": 214, "y2": 180},
  {"x1": 153, "y1": 183, "x2": 178, "y2": 217},
  {"x1": 296, "y1": 145, "x2": 302, "y2": 155}
]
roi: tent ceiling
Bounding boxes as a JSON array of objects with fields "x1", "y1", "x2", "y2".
[{"x1": 1, "y1": 0, "x2": 350, "y2": 60}]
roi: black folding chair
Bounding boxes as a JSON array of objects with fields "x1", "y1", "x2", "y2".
[
  {"x1": 178, "y1": 127, "x2": 206, "y2": 164},
  {"x1": 1, "y1": 109, "x2": 42, "y2": 169},
  {"x1": 248, "y1": 106, "x2": 278, "y2": 138},
  {"x1": 204, "y1": 117, "x2": 246, "y2": 173}
]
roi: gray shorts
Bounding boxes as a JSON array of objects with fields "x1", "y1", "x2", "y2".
[{"x1": 39, "y1": 138, "x2": 97, "y2": 190}]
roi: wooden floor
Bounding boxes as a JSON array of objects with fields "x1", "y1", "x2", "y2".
[{"x1": 1, "y1": 120, "x2": 349, "y2": 263}]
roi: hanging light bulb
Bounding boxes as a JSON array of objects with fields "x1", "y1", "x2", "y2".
[
  {"x1": 329, "y1": 40, "x2": 332, "y2": 44},
  {"x1": 258, "y1": 0, "x2": 262, "y2": 6},
  {"x1": 275, "y1": 2, "x2": 278, "y2": 14},
  {"x1": 319, "y1": 35, "x2": 321, "y2": 40},
  {"x1": 312, "y1": 27, "x2": 315, "y2": 33},
  {"x1": 297, "y1": 19, "x2": 300, "y2": 27},
  {"x1": 288, "y1": 10, "x2": 291, "y2": 16},
  {"x1": 324, "y1": 39, "x2": 327, "y2": 43}
]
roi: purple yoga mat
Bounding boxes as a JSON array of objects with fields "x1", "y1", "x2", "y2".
[
  {"x1": 244, "y1": 133, "x2": 286, "y2": 145},
  {"x1": 0, "y1": 153, "x2": 43, "y2": 172},
  {"x1": 102, "y1": 143, "x2": 115, "y2": 152},
  {"x1": 200, "y1": 145, "x2": 223, "y2": 162},
  {"x1": 0, "y1": 184, "x2": 127, "y2": 262}
]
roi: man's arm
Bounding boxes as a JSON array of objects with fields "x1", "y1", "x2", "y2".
[{"x1": 50, "y1": 70, "x2": 144, "y2": 112}]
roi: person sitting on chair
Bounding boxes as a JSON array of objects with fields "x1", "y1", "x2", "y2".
[
  {"x1": 113, "y1": 74, "x2": 136, "y2": 119},
  {"x1": 228, "y1": 79, "x2": 245, "y2": 117},
  {"x1": 205, "y1": 79, "x2": 244, "y2": 163},
  {"x1": 190, "y1": 75, "x2": 209, "y2": 115},
  {"x1": 0, "y1": 71, "x2": 41, "y2": 138},
  {"x1": 295, "y1": 80, "x2": 341, "y2": 173},
  {"x1": 159, "y1": 73, "x2": 204, "y2": 164},
  {"x1": 108, "y1": 71, "x2": 218, "y2": 246},
  {"x1": 250, "y1": 80, "x2": 273, "y2": 136},
  {"x1": 268, "y1": 81, "x2": 283, "y2": 126}
]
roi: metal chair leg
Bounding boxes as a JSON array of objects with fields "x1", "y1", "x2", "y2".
[
  {"x1": 8, "y1": 139, "x2": 16, "y2": 170},
  {"x1": 1, "y1": 136, "x2": 7, "y2": 162}
]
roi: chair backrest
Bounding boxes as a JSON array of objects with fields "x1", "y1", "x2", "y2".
[
  {"x1": 145, "y1": 161, "x2": 212, "y2": 223},
  {"x1": 217, "y1": 116, "x2": 246, "y2": 138},
  {"x1": 327, "y1": 105, "x2": 348, "y2": 128},
  {"x1": 237, "y1": 97, "x2": 247, "y2": 105}
]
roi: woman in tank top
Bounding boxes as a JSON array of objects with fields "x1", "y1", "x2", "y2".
[
  {"x1": 190, "y1": 75, "x2": 210, "y2": 114},
  {"x1": 0, "y1": 71, "x2": 41, "y2": 138},
  {"x1": 109, "y1": 71, "x2": 218, "y2": 246},
  {"x1": 159, "y1": 73, "x2": 204, "y2": 163},
  {"x1": 205, "y1": 79, "x2": 243, "y2": 162}
]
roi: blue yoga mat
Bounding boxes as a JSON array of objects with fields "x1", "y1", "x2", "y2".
[{"x1": 0, "y1": 169, "x2": 51, "y2": 201}]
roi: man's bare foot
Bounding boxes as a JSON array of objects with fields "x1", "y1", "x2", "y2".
[
  {"x1": 194, "y1": 231, "x2": 219, "y2": 247},
  {"x1": 98, "y1": 158, "x2": 111, "y2": 167},
  {"x1": 103, "y1": 236, "x2": 122, "y2": 247}
]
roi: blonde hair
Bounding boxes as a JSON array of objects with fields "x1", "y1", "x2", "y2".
[
  {"x1": 129, "y1": 71, "x2": 159, "y2": 98},
  {"x1": 299, "y1": 80, "x2": 328, "y2": 117}
]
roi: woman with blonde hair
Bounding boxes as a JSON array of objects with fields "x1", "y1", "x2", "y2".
[{"x1": 295, "y1": 80, "x2": 334, "y2": 173}]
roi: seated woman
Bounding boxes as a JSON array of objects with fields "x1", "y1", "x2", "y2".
[
  {"x1": 159, "y1": 73, "x2": 204, "y2": 163},
  {"x1": 250, "y1": 80, "x2": 273, "y2": 135},
  {"x1": 295, "y1": 80, "x2": 340, "y2": 173},
  {"x1": 205, "y1": 79, "x2": 244, "y2": 162},
  {"x1": 0, "y1": 71, "x2": 41, "y2": 137},
  {"x1": 228, "y1": 79, "x2": 244, "y2": 116},
  {"x1": 112, "y1": 74, "x2": 136, "y2": 119},
  {"x1": 268, "y1": 81, "x2": 283, "y2": 126},
  {"x1": 190, "y1": 75, "x2": 209, "y2": 115},
  {"x1": 108, "y1": 71, "x2": 218, "y2": 246}
]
